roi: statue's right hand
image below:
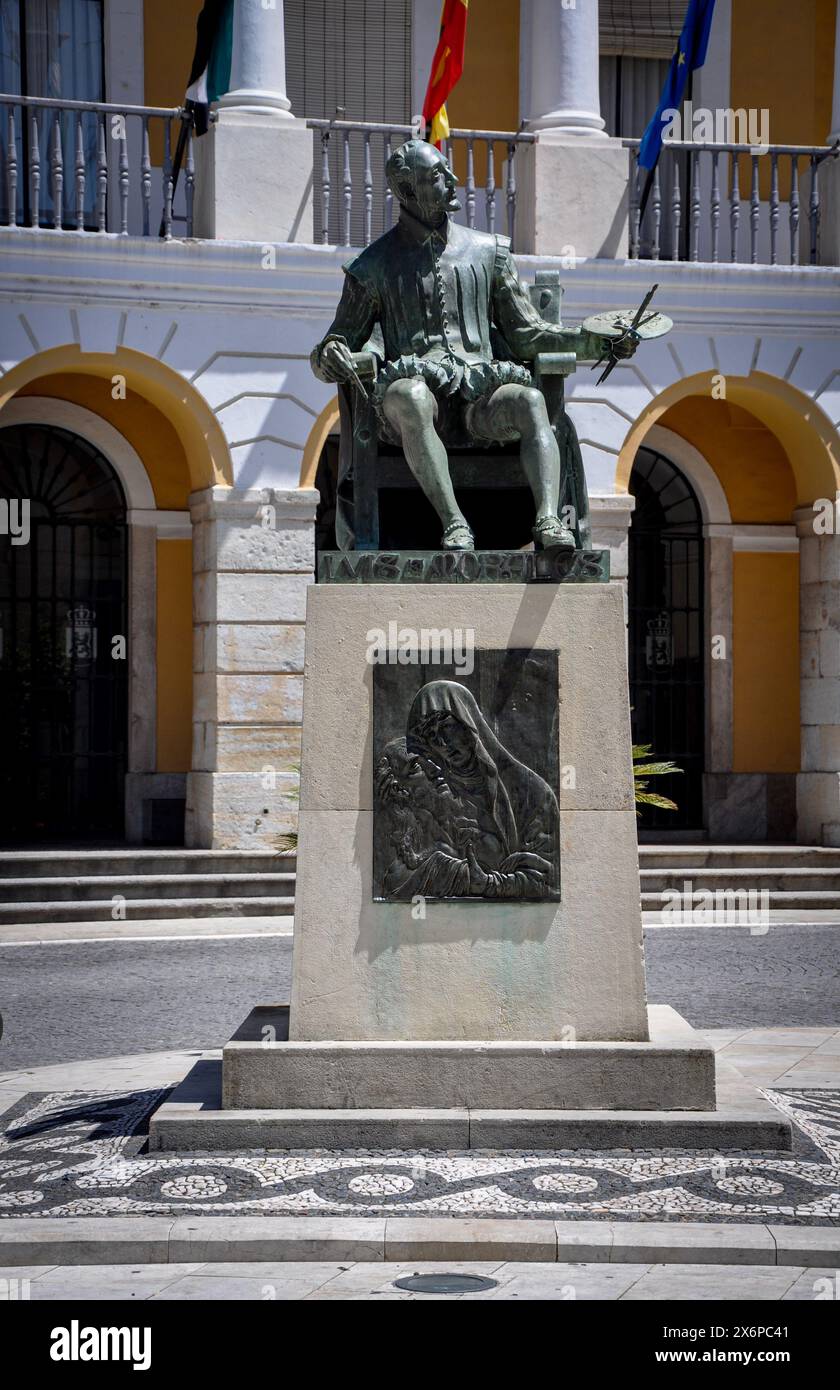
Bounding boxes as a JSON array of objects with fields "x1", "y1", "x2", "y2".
[{"x1": 317, "y1": 339, "x2": 357, "y2": 383}]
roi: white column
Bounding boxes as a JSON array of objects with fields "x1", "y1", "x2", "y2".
[
  {"x1": 830, "y1": 0, "x2": 840, "y2": 142},
  {"x1": 218, "y1": 0, "x2": 294, "y2": 119},
  {"x1": 525, "y1": 0, "x2": 606, "y2": 136}
]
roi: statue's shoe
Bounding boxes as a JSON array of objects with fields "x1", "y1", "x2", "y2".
[
  {"x1": 441, "y1": 521, "x2": 475, "y2": 551},
  {"x1": 532, "y1": 515, "x2": 576, "y2": 554}
]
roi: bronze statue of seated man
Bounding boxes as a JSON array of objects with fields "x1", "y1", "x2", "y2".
[{"x1": 311, "y1": 138, "x2": 639, "y2": 554}]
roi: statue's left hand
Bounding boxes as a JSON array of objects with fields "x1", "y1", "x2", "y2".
[{"x1": 609, "y1": 330, "x2": 640, "y2": 360}]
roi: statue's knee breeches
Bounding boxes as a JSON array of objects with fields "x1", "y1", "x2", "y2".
[
  {"x1": 510, "y1": 385, "x2": 550, "y2": 434},
  {"x1": 381, "y1": 377, "x2": 438, "y2": 431}
]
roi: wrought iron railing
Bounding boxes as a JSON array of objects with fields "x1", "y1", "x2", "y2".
[
  {"x1": 624, "y1": 138, "x2": 840, "y2": 266},
  {"x1": 0, "y1": 94, "x2": 194, "y2": 238},
  {"x1": 306, "y1": 118, "x2": 535, "y2": 249}
]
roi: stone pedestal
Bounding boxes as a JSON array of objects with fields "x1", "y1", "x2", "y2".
[
  {"x1": 152, "y1": 574, "x2": 790, "y2": 1152},
  {"x1": 192, "y1": 0, "x2": 314, "y2": 243},
  {"x1": 516, "y1": 136, "x2": 629, "y2": 259},
  {"x1": 193, "y1": 115, "x2": 314, "y2": 244},
  {"x1": 291, "y1": 581, "x2": 648, "y2": 1042}
]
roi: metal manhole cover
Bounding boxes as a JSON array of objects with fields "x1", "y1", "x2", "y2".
[{"x1": 392, "y1": 1273, "x2": 498, "y2": 1295}]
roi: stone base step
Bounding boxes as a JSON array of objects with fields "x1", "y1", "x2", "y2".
[
  {"x1": 149, "y1": 1102, "x2": 791, "y2": 1152},
  {"x1": 0, "y1": 850, "x2": 295, "y2": 878},
  {"x1": 0, "y1": 897, "x2": 292, "y2": 924},
  {"x1": 639, "y1": 846, "x2": 840, "y2": 869},
  {"x1": 641, "y1": 890, "x2": 840, "y2": 910},
  {"x1": 641, "y1": 867, "x2": 840, "y2": 893},
  {"x1": 0, "y1": 873, "x2": 295, "y2": 903},
  {"x1": 148, "y1": 1005, "x2": 792, "y2": 1154}
]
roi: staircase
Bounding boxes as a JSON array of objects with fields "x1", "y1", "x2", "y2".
[
  {"x1": 640, "y1": 845, "x2": 840, "y2": 916},
  {"x1": 2, "y1": 845, "x2": 836, "y2": 931},
  {"x1": 0, "y1": 850, "x2": 296, "y2": 926}
]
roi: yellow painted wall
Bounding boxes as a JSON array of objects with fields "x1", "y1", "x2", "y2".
[
  {"x1": 143, "y1": 0, "x2": 204, "y2": 162},
  {"x1": 658, "y1": 396, "x2": 797, "y2": 523},
  {"x1": 144, "y1": 0, "x2": 204, "y2": 107},
  {"x1": 731, "y1": 0, "x2": 835, "y2": 148},
  {"x1": 731, "y1": 0, "x2": 836, "y2": 196},
  {"x1": 651, "y1": 395, "x2": 801, "y2": 773},
  {"x1": 17, "y1": 373, "x2": 192, "y2": 510},
  {"x1": 732, "y1": 552, "x2": 800, "y2": 772},
  {"x1": 156, "y1": 540, "x2": 194, "y2": 773}
]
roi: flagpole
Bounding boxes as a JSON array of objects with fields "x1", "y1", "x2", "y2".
[{"x1": 158, "y1": 112, "x2": 193, "y2": 238}]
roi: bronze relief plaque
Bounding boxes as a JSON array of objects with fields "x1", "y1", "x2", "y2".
[{"x1": 372, "y1": 649, "x2": 561, "y2": 903}]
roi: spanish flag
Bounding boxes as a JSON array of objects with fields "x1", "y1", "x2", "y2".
[{"x1": 422, "y1": 0, "x2": 469, "y2": 148}]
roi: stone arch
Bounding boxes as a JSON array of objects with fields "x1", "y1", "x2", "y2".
[
  {"x1": 0, "y1": 345, "x2": 233, "y2": 491},
  {"x1": 0, "y1": 397, "x2": 155, "y2": 510},
  {"x1": 616, "y1": 371, "x2": 840, "y2": 508}
]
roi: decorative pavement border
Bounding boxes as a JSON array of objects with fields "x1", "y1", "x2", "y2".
[{"x1": 0, "y1": 1086, "x2": 837, "y2": 1226}]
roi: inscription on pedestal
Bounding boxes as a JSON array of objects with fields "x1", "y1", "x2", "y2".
[
  {"x1": 319, "y1": 549, "x2": 610, "y2": 584},
  {"x1": 373, "y1": 650, "x2": 561, "y2": 903}
]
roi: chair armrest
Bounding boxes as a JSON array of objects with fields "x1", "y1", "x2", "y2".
[{"x1": 534, "y1": 351, "x2": 577, "y2": 379}]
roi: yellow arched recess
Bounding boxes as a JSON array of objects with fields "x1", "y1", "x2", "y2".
[
  {"x1": 614, "y1": 370, "x2": 840, "y2": 782},
  {"x1": 15, "y1": 372, "x2": 191, "y2": 509},
  {"x1": 616, "y1": 371, "x2": 840, "y2": 507},
  {"x1": 0, "y1": 345, "x2": 233, "y2": 492},
  {"x1": 0, "y1": 347, "x2": 224, "y2": 777}
]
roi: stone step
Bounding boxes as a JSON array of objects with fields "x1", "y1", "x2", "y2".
[
  {"x1": 639, "y1": 845, "x2": 840, "y2": 869},
  {"x1": 0, "y1": 896, "x2": 293, "y2": 924},
  {"x1": 0, "y1": 850, "x2": 296, "y2": 877},
  {"x1": 149, "y1": 1104, "x2": 791, "y2": 1153},
  {"x1": 641, "y1": 889, "x2": 840, "y2": 909},
  {"x1": 0, "y1": 873, "x2": 295, "y2": 903},
  {"x1": 640, "y1": 866, "x2": 840, "y2": 893}
]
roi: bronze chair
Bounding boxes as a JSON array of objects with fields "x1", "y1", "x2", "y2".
[{"x1": 334, "y1": 269, "x2": 592, "y2": 552}]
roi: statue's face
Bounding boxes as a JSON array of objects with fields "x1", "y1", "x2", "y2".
[{"x1": 410, "y1": 149, "x2": 461, "y2": 222}]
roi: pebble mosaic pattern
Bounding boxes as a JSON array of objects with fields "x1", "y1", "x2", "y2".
[{"x1": 0, "y1": 1087, "x2": 838, "y2": 1223}]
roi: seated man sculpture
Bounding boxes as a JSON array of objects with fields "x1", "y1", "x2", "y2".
[{"x1": 310, "y1": 138, "x2": 639, "y2": 554}]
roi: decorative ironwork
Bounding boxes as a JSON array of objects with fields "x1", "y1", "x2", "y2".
[
  {"x1": 629, "y1": 447, "x2": 704, "y2": 831},
  {"x1": 0, "y1": 423, "x2": 127, "y2": 841}
]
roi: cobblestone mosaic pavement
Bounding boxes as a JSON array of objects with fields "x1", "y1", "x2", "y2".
[{"x1": 0, "y1": 1087, "x2": 838, "y2": 1223}]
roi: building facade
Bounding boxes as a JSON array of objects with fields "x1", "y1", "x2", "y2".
[{"x1": 0, "y1": 0, "x2": 839, "y2": 849}]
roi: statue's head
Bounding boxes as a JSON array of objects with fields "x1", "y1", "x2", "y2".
[{"x1": 386, "y1": 139, "x2": 460, "y2": 225}]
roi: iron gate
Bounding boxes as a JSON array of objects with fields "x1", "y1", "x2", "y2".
[
  {"x1": 0, "y1": 422, "x2": 128, "y2": 841},
  {"x1": 629, "y1": 446, "x2": 705, "y2": 831}
]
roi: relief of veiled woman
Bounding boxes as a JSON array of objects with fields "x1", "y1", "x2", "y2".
[{"x1": 406, "y1": 680, "x2": 560, "y2": 900}]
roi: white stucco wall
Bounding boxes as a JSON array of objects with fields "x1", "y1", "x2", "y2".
[{"x1": 1, "y1": 231, "x2": 839, "y2": 501}]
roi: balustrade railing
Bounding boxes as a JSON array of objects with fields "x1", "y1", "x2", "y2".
[
  {"x1": 625, "y1": 138, "x2": 839, "y2": 266},
  {"x1": 306, "y1": 118, "x2": 535, "y2": 249},
  {"x1": 0, "y1": 94, "x2": 194, "y2": 238}
]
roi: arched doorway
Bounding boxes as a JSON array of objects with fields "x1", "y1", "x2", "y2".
[
  {"x1": 629, "y1": 446, "x2": 705, "y2": 832},
  {"x1": 0, "y1": 423, "x2": 128, "y2": 841}
]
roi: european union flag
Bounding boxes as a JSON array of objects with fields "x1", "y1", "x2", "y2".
[{"x1": 638, "y1": 0, "x2": 717, "y2": 171}]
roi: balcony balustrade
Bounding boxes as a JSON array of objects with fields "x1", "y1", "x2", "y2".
[
  {"x1": 625, "y1": 138, "x2": 840, "y2": 266},
  {"x1": 1, "y1": 97, "x2": 839, "y2": 268},
  {"x1": 0, "y1": 94, "x2": 194, "y2": 239}
]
